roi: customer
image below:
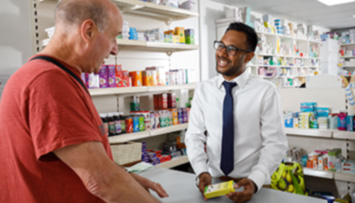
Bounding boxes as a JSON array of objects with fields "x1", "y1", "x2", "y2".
[
  {"x1": 0, "y1": 0, "x2": 168, "y2": 202},
  {"x1": 185, "y1": 22, "x2": 288, "y2": 203}
]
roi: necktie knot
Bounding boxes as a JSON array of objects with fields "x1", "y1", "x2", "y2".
[{"x1": 223, "y1": 81, "x2": 237, "y2": 93}]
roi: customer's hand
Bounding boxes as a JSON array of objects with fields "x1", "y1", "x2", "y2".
[
  {"x1": 197, "y1": 172, "x2": 211, "y2": 195},
  {"x1": 226, "y1": 178, "x2": 255, "y2": 203},
  {"x1": 130, "y1": 173, "x2": 169, "y2": 198}
]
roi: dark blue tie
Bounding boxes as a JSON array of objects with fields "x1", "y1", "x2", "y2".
[{"x1": 221, "y1": 81, "x2": 237, "y2": 176}]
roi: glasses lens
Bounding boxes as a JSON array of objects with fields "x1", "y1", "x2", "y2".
[
  {"x1": 226, "y1": 46, "x2": 237, "y2": 56},
  {"x1": 214, "y1": 41, "x2": 222, "y2": 50}
]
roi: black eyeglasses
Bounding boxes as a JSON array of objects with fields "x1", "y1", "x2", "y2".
[{"x1": 213, "y1": 41, "x2": 252, "y2": 56}]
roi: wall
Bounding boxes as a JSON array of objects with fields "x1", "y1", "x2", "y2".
[
  {"x1": 198, "y1": 0, "x2": 226, "y2": 81},
  {"x1": 0, "y1": 0, "x2": 34, "y2": 98}
]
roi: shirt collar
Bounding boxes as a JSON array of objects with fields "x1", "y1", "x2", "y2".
[{"x1": 217, "y1": 70, "x2": 250, "y2": 89}]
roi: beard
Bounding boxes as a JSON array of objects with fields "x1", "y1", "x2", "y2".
[{"x1": 216, "y1": 55, "x2": 246, "y2": 77}]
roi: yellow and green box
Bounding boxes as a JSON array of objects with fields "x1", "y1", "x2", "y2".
[{"x1": 204, "y1": 180, "x2": 235, "y2": 199}]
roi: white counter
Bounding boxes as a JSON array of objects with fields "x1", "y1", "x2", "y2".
[{"x1": 139, "y1": 167, "x2": 327, "y2": 203}]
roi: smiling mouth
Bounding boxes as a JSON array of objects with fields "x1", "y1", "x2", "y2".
[{"x1": 217, "y1": 58, "x2": 230, "y2": 67}]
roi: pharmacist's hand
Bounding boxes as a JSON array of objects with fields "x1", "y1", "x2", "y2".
[
  {"x1": 130, "y1": 173, "x2": 169, "y2": 198},
  {"x1": 197, "y1": 172, "x2": 211, "y2": 195},
  {"x1": 226, "y1": 178, "x2": 255, "y2": 203}
]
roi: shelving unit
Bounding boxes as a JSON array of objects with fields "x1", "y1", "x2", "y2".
[
  {"x1": 108, "y1": 123, "x2": 188, "y2": 143},
  {"x1": 286, "y1": 128, "x2": 355, "y2": 184},
  {"x1": 41, "y1": 38, "x2": 199, "y2": 53},
  {"x1": 248, "y1": 31, "x2": 321, "y2": 87},
  {"x1": 302, "y1": 168, "x2": 355, "y2": 183},
  {"x1": 285, "y1": 128, "x2": 355, "y2": 140},
  {"x1": 285, "y1": 128, "x2": 332, "y2": 138},
  {"x1": 40, "y1": 0, "x2": 199, "y2": 23},
  {"x1": 89, "y1": 83, "x2": 196, "y2": 96},
  {"x1": 157, "y1": 155, "x2": 189, "y2": 168},
  {"x1": 339, "y1": 43, "x2": 355, "y2": 75}
]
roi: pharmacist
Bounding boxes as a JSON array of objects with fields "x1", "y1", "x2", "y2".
[
  {"x1": 0, "y1": 0, "x2": 167, "y2": 202},
  {"x1": 185, "y1": 22, "x2": 288, "y2": 203}
]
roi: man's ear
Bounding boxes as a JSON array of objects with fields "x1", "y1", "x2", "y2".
[
  {"x1": 80, "y1": 19, "x2": 97, "y2": 43},
  {"x1": 244, "y1": 52, "x2": 255, "y2": 64}
]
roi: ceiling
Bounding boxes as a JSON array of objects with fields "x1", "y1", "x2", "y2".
[{"x1": 211, "y1": 0, "x2": 355, "y2": 30}]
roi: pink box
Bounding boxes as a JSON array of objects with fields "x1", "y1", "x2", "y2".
[
  {"x1": 107, "y1": 65, "x2": 116, "y2": 88},
  {"x1": 98, "y1": 65, "x2": 108, "y2": 88}
]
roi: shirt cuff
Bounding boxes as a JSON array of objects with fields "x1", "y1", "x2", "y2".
[
  {"x1": 248, "y1": 170, "x2": 265, "y2": 193},
  {"x1": 192, "y1": 161, "x2": 209, "y2": 178}
]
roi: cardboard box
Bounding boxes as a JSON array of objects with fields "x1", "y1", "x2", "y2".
[{"x1": 204, "y1": 180, "x2": 235, "y2": 199}]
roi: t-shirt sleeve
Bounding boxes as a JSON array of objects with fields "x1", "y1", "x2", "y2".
[{"x1": 27, "y1": 69, "x2": 102, "y2": 161}]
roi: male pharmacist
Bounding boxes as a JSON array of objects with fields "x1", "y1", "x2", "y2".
[
  {"x1": 185, "y1": 22, "x2": 288, "y2": 203},
  {"x1": 0, "y1": 0, "x2": 168, "y2": 202}
]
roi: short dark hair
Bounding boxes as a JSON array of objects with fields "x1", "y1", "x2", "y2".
[{"x1": 226, "y1": 22, "x2": 258, "y2": 52}]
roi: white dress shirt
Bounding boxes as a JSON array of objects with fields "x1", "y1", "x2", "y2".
[{"x1": 185, "y1": 70, "x2": 288, "y2": 192}]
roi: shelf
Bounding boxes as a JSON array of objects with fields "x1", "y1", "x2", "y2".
[
  {"x1": 334, "y1": 172, "x2": 355, "y2": 182},
  {"x1": 303, "y1": 168, "x2": 333, "y2": 179},
  {"x1": 303, "y1": 168, "x2": 355, "y2": 182},
  {"x1": 117, "y1": 39, "x2": 199, "y2": 52},
  {"x1": 109, "y1": 131, "x2": 150, "y2": 143},
  {"x1": 108, "y1": 123, "x2": 189, "y2": 143},
  {"x1": 150, "y1": 123, "x2": 189, "y2": 136},
  {"x1": 89, "y1": 86, "x2": 148, "y2": 96},
  {"x1": 113, "y1": 0, "x2": 198, "y2": 22},
  {"x1": 40, "y1": 38, "x2": 199, "y2": 53},
  {"x1": 256, "y1": 32, "x2": 321, "y2": 44},
  {"x1": 89, "y1": 84, "x2": 195, "y2": 96},
  {"x1": 285, "y1": 128, "x2": 332, "y2": 138},
  {"x1": 157, "y1": 155, "x2": 189, "y2": 168},
  {"x1": 340, "y1": 66, "x2": 355, "y2": 68},
  {"x1": 148, "y1": 83, "x2": 195, "y2": 92},
  {"x1": 40, "y1": 0, "x2": 198, "y2": 22},
  {"x1": 333, "y1": 130, "x2": 355, "y2": 140},
  {"x1": 341, "y1": 43, "x2": 355, "y2": 46},
  {"x1": 340, "y1": 56, "x2": 355, "y2": 59}
]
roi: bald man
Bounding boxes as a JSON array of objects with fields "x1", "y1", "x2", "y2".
[{"x1": 0, "y1": 0, "x2": 168, "y2": 202}]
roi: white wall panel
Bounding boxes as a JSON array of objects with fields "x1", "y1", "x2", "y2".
[{"x1": 279, "y1": 88, "x2": 346, "y2": 112}]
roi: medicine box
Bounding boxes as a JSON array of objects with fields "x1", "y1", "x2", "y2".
[{"x1": 204, "y1": 180, "x2": 235, "y2": 199}]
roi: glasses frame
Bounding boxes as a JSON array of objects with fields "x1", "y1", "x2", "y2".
[{"x1": 213, "y1": 40, "x2": 252, "y2": 56}]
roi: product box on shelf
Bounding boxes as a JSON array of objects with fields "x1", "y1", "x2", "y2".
[
  {"x1": 328, "y1": 148, "x2": 342, "y2": 172},
  {"x1": 185, "y1": 29, "x2": 195, "y2": 44},
  {"x1": 129, "y1": 71, "x2": 143, "y2": 87},
  {"x1": 99, "y1": 65, "x2": 108, "y2": 88},
  {"x1": 107, "y1": 65, "x2": 116, "y2": 88},
  {"x1": 111, "y1": 142, "x2": 142, "y2": 166},
  {"x1": 115, "y1": 65, "x2": 123, "y2": 87},
  {"x1": 154, "y1": 93, "x2": 168, "y2": 110}
]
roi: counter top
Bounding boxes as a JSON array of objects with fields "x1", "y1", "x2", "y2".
[{"x1": 140, "y1": 167, "x2": 327, "y2": 203}]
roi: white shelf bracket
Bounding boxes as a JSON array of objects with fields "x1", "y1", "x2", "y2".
[
  {"x1": 121, "y1": 5, "x2": 144, "y2": 13},
  {"x1": 165, "y1": 19, "x2": 173, "y2": 26}
]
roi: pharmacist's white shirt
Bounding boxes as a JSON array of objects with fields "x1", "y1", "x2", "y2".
[{"x1": 185, "y1": 70, "x2": 288, "y2": 192}]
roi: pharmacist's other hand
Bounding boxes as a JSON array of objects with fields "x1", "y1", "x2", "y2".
[
  {"x1": 131, "y1": 173, "x2": 169, "y2": 198},
  {"x1": 198, "y1": 172, "x2": 211, "y2": 195},
  {"x1": 226, "y1": 178, "x2": 255, "y2": 203}
]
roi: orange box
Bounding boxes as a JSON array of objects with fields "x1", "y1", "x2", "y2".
[
  {"x1": 115, "y1": 65, "x2": 123, "y2": 87},
  {"x1": 168, "y1": 108, "x2": 178, "y2": 125},
  {"x1": 164, "y1": 30, "x2": 174, "y2": 35},
  {"x1": 129, "y1": 71, "x2": 142, "y2": 86},
  {"x1": 142, "y1": 70, "x2": 153, "y2": 86}
]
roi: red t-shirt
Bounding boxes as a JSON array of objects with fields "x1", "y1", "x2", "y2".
[{"x1": 0, "y1": 55, "x2": 112, "y2": 202}]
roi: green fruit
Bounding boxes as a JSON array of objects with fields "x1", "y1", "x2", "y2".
[
  {"x1": 287, "y1": 184, "x2": 294, "y2": 193},
  {"x1": 271, "y1": 173, "x2": 277, "y2": 180},
  {"x1": 281, "y1": 171, "x2": 287, "y2": 179},
  {"x1": 286, "y1": 171, "x2": 292, "y2": 183},
  {"x1": 278, "y1": 179, "x2": 287, "y2": 190}
]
